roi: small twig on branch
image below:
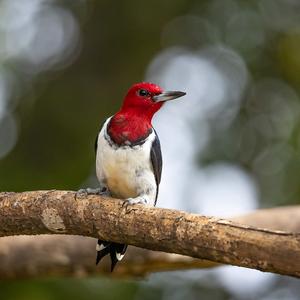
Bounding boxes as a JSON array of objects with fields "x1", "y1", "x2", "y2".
[
  {"x1": 231, "y1": 206, "x2": 300, "y2": 232},
  {"x1": 0, "y1": 190, "x2": 299, "y2": 278}
]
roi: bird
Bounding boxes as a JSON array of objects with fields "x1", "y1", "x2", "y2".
[{"x1": 85, "y1": 82, "x2": 185, "y2": 271}]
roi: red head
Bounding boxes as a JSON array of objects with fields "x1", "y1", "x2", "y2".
[
  {"x1": 108, "y1": 82, "x2": 185, "y2": 145},
  {"x1": 121, "y1": 82, "x2": 164, "y2": 120}
]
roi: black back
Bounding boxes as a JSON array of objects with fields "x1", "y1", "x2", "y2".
[{"x1": 150, "y1": 129, "x2": 163, "y2": 205}]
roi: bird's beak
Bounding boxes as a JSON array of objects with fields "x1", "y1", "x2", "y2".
[{"x1": 152, "y1": 91, "x2": 186, "y2": 102}]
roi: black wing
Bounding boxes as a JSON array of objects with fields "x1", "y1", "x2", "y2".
[
  {"x1": 94, "y1": 119, "x2": 108, "y2": 154},
  {"x1": 94, "y1": 133, "x2": 99, "y2": 154},
  {"x1": 150, "y1": 130, "x2": 162, "y2": 205}
]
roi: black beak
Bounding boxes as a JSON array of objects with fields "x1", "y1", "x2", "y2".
[{"x1": 152, "y1": 91, "x2": 186, "y2": 102}]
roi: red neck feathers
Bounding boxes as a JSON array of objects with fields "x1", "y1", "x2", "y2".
[
  {"x1": 107, "y1": 106, "x2": 161, "y2": 145},
  {"x1": 107, "y1": 82, "x2": 164, "y2": 145}
]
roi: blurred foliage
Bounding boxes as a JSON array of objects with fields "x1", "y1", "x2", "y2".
[
  {"x1": 0, "y1": 0, "x2": 187, "y2": 191},
  {"x1": 1, "y1": 0, "x2": 300, "y2": 299},
  {"x1": 0, "y1": 0, "x2": 299, "y2": 206},
  {"x1": 0, "y1": 278, "x2": 139, "y2": 300}
]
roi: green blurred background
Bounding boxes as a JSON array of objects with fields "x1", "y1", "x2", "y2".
[{"x1": 0, "y1": 0, "x2": 300, "y2": 299}]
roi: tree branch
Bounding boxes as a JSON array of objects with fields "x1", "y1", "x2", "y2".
[
  {"x1": 0, "y1": 190, "x2": 299, "y2": 278},
  {"x1": 2, "y1": 205, "x2": 299, "y2": 280}
]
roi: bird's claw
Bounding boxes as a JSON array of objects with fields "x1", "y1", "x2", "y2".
[
  {"x1": 122, "y1": 197, "x2": 147, "y2": 213},
  {"x1": 75, "y1": 187, "x2": 110, "y2": 199}
]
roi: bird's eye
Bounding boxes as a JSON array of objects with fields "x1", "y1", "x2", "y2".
[{"x1": 138, "y1": 89, "x2": 149, "y2": 97}]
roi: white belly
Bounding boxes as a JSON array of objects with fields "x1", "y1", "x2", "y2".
[{"x1": 96, "y1": 119, "x2": 157, "y2": 203}]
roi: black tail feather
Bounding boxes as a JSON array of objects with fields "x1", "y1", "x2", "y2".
[
  {"x1": 96, "y1": 245, "x2": 111, "y2": 265},
  {"x1": 95, "y1": 239, "x2": 127, "y2": 271},
  {"x1": 110, "y1": 250, "x2": 118, "y2": 272},
  {"x1": 110, "y1": 243, "x2": 128, "y2": 272}
]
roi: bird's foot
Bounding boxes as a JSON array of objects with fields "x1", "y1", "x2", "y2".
[
  {"x1": 76, "y1": 187, "x2": 110, "y2": 199},
  {"x1": 122, "y1": 196, "x2": 148, "y2": 213}
]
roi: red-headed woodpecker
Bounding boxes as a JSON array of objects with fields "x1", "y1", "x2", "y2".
[{"x1": 90, "y1": 82, "x2": 185, "y2": 271}]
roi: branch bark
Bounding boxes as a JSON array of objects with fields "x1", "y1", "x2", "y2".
[
  {"x1": 0, "y1": 190, "x2": 299, "y2": 278},
  {"x1": 1, "y1": 206, "x2": 299, "y2": 280}
]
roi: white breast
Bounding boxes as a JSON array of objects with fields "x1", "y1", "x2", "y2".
[{"x1": 96, "y1": 118, "x2": 157, "y2": 204}]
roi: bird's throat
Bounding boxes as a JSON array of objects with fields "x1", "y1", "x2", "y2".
[{"x1": 107, "y1": 113, "x2": 152, "y2": 146}]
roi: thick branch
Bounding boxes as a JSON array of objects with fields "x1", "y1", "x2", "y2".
[
  {"x1": 0, "y1": 191, "x2": 299, "y2": 278},
  {"x1": 1, "y1": 206, "x2": 299, "y2": 279}
]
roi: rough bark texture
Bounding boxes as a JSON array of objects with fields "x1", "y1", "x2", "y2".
[
  {"x1": 0, "y1": 190, "x2": 299, "y2": 278},
  {"x1": 1, "y1": 206, "x2": 299, "y2": 280}
]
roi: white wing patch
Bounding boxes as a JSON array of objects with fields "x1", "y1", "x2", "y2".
[
  {"x1": 116, "y1": 253, "x2": 125, "y2": 261},
  {"x1": 96, "y1": 243, "x2": 105, "y2": 251}
]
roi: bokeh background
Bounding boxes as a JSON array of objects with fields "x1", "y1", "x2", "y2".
[{"x1": 0, "y1": 0, "x2": 300, "y2": 299}]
